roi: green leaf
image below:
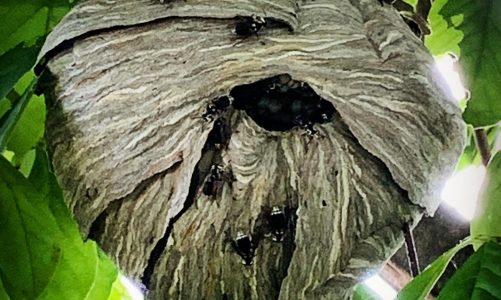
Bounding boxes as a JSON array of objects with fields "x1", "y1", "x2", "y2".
[
  {"x1": 0, "y1": 78, "x2": 37, "y2": 152},
  {"x1": 0, "y1": 150, "x2": 118, "y2": 299},
  {"x1": 397, "y1": 238, "x2": 472, "y2": 300},
  {"x1": 353, "y1": 283, "x2": 383, "y2": 300},
  {"x1": 0, "y1": 0, "x2": 73, "y2": 55},
  {"x1": 437, "y1": 241, "x2": 501, "y2": 300},
  {"x1": 471, "y1": 151, "x2": 501, "y2": 249},
  {"x1": 6, "y1": 93, "x2": 45, "y2": 160},
  {"x1": 0, "y1": 43, "x2": 40, "y2": 100},
  {"x1": 425, "y1": 0, "x2": 463, "y2": 56},
  {"x1": 434, "y1": 0, "x2": 501, "y2": 127}
]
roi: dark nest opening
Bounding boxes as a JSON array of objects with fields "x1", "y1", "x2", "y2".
[{"x1": 230, "y1": 74, "x2": 335, "y2": 132}]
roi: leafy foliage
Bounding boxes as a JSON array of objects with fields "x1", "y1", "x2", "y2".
[
  {"x1": 471, "y1": 151, "x2": 501, "y2": 249},
  {"x1": 0, "y1": 0, "x2": 75, "y2": 166},
  {"x1": 0, "y1": 149, "x2": 118, "y2": 299},
  {"x1": 437, "y1": 241, "x2": 501, "y2": 300},
  {"x1": 0, "y1": 1, "x2": 138, "y2": 299},
  {"x1": 397, "y1": 238, "x2": 472, "y2": 300},
  {"x1": 435, "y1": 0, "x2": 501, "y2": 127},
  {"x1": 0, "y1": 0, "x2": 74, "y2": 55}
]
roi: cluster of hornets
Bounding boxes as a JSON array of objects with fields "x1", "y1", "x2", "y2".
[
  {"x1": 172, "y1": 0, "x2": 422, "y2": 266},
  {"x1": 192, "y1": 11, "x2": 337, "y2": 267},
  {"x1": 206, "y1": 165, "x2": 295, "y2": 266},
  {"x1": 160, "y1": 0, "x2": 422, "y2": 266},
  {"x1": 199, "y1": 72, "x2": 332, "y2": 265},
  {"x1": 198, "y1": 78, "x2": 335, "y2": 264}
]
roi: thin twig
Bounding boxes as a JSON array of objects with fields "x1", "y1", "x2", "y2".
[
  {"x1": 416, "y1": 0, "x2": 432, "y2": 20},
  {"x1": 403, "y1": 222, "x2": 420, "y2": 277},
  {"x1": 474, "y1": 129, "x2": 491, "y2": 166}
]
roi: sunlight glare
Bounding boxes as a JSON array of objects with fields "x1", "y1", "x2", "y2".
[
  {"x1": 364, "y1": 275, "x2": 397, "y2": 300},
  {"x1": 440, "y1": 165, "x2": 486, "y2": 221},
  {"x1": 120, "y1": 276, "x2": 145, "y2": 300},
  {"x1": 435, "y1": 54, "x2": 467, "y2": 101}
]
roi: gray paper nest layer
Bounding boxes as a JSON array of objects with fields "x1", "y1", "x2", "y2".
[{"x1": 40, "y1": 0, "x2": 466, "y2": 299}]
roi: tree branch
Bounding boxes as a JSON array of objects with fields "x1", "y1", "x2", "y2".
[
  {"x1": 403, "y1": 222, "x2": 420, "y2": 277},
  {"x1": 416, "y1": 0, "x2": 432, "y2": 20}
]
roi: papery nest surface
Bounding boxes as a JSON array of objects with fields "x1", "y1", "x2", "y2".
[{"x1": 39, "y1": 0, "x2": 465, "y2": 299}]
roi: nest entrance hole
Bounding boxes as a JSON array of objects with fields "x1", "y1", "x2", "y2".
[{"x1": 230, "y1": 74, "x2": 335, "y2": 132}]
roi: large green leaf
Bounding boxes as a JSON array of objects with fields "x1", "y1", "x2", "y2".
[
  {"x1": 471, "y1": 151, "x2": 501, "y2": 249},
  {"x1": 0, "y1": 0, "x2": 73, "y2": 55},
  {"x1": 0, "y1": 43, "x2": 40, "y2": 100},
  {"x1": 437, "y1": 241, "x2": 501, "y2": 300},
  {"x1": 0, "y1": 150, "x2": 118, "y2": 299},
  {"x1": 397, "y1": 238, "x2": 472, "y2": 300},
  {"x1": 433, "y1": 0, "x2": 501, "y2": 127}
]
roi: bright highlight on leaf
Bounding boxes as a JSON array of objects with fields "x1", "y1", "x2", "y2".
[
  {"x1": 119, "y1": 276, "x2": 145, "y2": 300},
  {"x1": 441, "y1": 165, "x2": 486, "y2": 221},
  {"x1": 363, "y1": 275, "x2": 396, "y2": 300},
  {"x1": 435, "y1": 55, "x2": 466, "y2": 101}
]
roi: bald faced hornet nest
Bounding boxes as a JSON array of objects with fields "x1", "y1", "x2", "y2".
[
  {"x1": 202, "y1": 164, "x2": 224, "y2": 197},
  {"x1": 234, "y1": 15, "x2": 266, "y2": 38},
  {"x1": 202, "y1": 96, "x2": 232, "y2": 122},
  {"x1": 233, "y1": 231, "x2": 255, "y2": 265},
  {"x1": 269, "y1": 206, "x2": 287, "y2": 242}
]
